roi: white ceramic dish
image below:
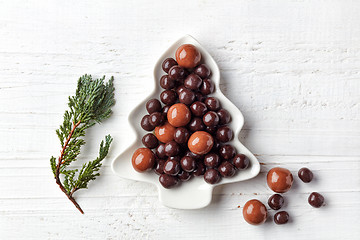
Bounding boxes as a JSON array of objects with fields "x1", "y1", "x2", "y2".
[{"x1": 111, "y1": 35, "x2": 260, "y2": 209}]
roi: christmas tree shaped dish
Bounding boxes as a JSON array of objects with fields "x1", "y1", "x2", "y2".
[{"x1": 111, "y1": 35, "x2": 260, "y2": 209}]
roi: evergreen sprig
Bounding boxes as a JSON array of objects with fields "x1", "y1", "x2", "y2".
[{"x1": 50, "y1": 74, "x2": 115, "y2": 214}]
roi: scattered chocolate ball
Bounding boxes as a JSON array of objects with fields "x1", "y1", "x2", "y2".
[
  {"x1": 159, "y1": 174, "x2": 178, "y2": 189},
  {"x1": 154, "y1": 159, "x2": 165, "y2": 175},
  {"x1": 217, "y1": 109, "x2": 231, "y2": 125},
  {"x1": 132, "y1": 148, "x2": 156, "y2": 172},
  {"x1": 193, "y1": 162, "x2": 206, "y2": 176},
  {"x1": 219, "y1": 144, "x2": 236, "y2": 160},
  {"x1": 188, "y1": 131, "x2": 214, "y2": 155},
  {"x1": 162, "y1": 58, "x2": 177, "y2": 73},
  {"x1": 204, "y1": 153, "x2": 221, "y2": 168},
  {"x1": 308, "y1": 192, "x2": 325, "y2": 208},
  {"x1": 243, "y1": 199, "x2": 268, "y2": 225},
  {"x1": 167, "y1": 103, "x2": 191, "y2": 127},
  {"x1": 142, "y1": 133, "x2": 158, "y2": 149},
  {"x1": 194, "y1": 64, "x2": 211, "y2": 79},
  {"x1": 149, "y1": 112, "x2": 165, "y2": 127},
  {"x1": 164, "y1": 159, "x2": 181, "y2": 176},
  {"x1": 204, "y1": 168, "x2": 221, "y2": 184},
  {"x1": 204, "y1": 97, "x2": 221, "y2": 111},
  {"x1": 274, "y1": 211, "x2": 289, "y2": 225},
  {"x1": 168, "y1": 65, "x2": 186, "y2": 81},
  {"x1": 190, "y1": 101, "x2": 208, "y2": 117},
  {"x1": 218, "y1": 161, "x2": 236, "y2": 177},
  {"x1": 188, "y1": 117, "x2": 205, "y2": 132},
  {"x1": 216, "y1": 126, "x2": 234, "y2": 142},
  {"x1": 164, "y1": 141, "x2": 180, "y2": 157},
  {"x1": 232, "y1": 154, "x2": 249, "y2": 169},
  {"x1": 155, "y1": 143, "x2": 167, "y2": 159},
  {"x1": 298, "y1": 167, "x2": 313, "y2": 183},
  {"x1": 178, "y1": 88, "x2": 195, "y2": 105},
  {"x1": 267, "y1": 167, "x2": 294, "y2": 193},
  {"x1": 268, "y1": 194, "x2": 284, "y2": 210},
  {"x1": 154, "y1": 122, "x2": 176, "y2": 143},
  {"x1": 200, "y1": 78, "x2": 215, "y2": 95},
  {"x1": 180, "y1": 156, "x2": 196, "y2": 172},
  {"x1": 146, "y1": 99, "x2": 162, "y2": 114},
  {"x1": 160, "y1": 90, "x2": 177, "y2": 105},
  {"x1": 184, "y1": 73, "x2": 203, "y2": 90},
  {"x1": 160, "y1": 75, "x2": 176, "y2": 90},
  {"x1": 178, "y1": 171, "x2": 191, "y2": 182},
  {"x1": 203, "y1": 111, "x2": 219, "y2": 127},
  {"x1": 141, "y1": 115, "x2": 155, "y2": 131},
  {"x1": 173, "y1": 127, "x2": 190, "y2": 144},
  {"x1": 175, "y1": 44, "x2": 201, "y2": 68}
]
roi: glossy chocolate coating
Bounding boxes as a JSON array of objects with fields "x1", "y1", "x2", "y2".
[
  {"x1": 180, "y1": 156, "x2": 196, "y2": 172},
  {"x1": 268, "y1": 194, "x2": 284, "y2": 210},
  {"x1": 274, "y1": 211, "x2": 289, "y2": 225},
  {"x1": 178, "y1": 88, "x2": 195, "y2": 105},
  {"x1": 154, "y1": 122, "x2": 176, "y2": 143},
  {"x1": 175, "y1": 44, "x2": 201, "y2": 68},
  {"x1": 162, "y1": 105, "x2": 170, "y2": 116},
  {"x1": 178, "y1": 171, "x2": 191, "y2": 182},
  {"x1": 194, "y1": 64, "x2": 211, "y2": 79},
  {"x1": 216, "y1": 126, "x2": 233, "y2": 142},
  {"x1": 155, "y1": 143, "x2": 167, "y2": 159},
  {"x1": 195, "y1": 92, "x2": 206, "y2": 102},
  {"x1": 218, "y1": 161, "x2": 236, "y2": 177},
  {"x1": 243, "y1": 199, "x2": 268, "y2": 225},
  {"x1": 146, "y1": 99, "x2": 162, "y2": 114},
  {"x1": 168, "y1": 65, "x2": 186, "y2": 81},
  {"x1": 298, "y1": 167, "x2": 313, "y2": 183},
  {"x1": 204, "y1": 168, "x2": 221, "y2": 184},
  {"x1": 190, "y1": 101, "x2": 207, "y2": 117},
  {"x1": 219, "y1": 144, "x2": 236, "y2": 160},
  {"x1": 204, "y1": 153, "x2": 221, "y2": 168},
  {"x1": 203, "y1": 111, "x2": 219, "y2": 127},
  {"x1": 159, "y1": 174, "x2": 178, "y2": 189},
  {"x1": 162, "y1": 58, "x2": 177, "y2": 73},
  {"x1": 184, "y1": 150, "x2": 203, "y2": 161},
  {"x1": 176, "y1": 85, "x2": 187, "y2": 95},
  {"x1": 308, "y1": 192, "x2": 325, "y2": 208},
  {"x1": 204, "y1": 97, "x2": 221, "y2": 111},
  {"x1": 160, "y1": 75, "x2": 176, "y2": 90},
  {"x1": 188, "y1": 117, "x2": 205, "y2": 132},
  {"x1": 132, "y1": 148, "x2": 156, "y2": 172},
  {"x1": 232, "y1": 154, "x2": 249, "y2": 169},
  {"x1": 267, "y1": 167, "x2": 294, "y2": 193},
  {"x1": 141, "y1": 115, "x2": 155, "y2": 131},
  {"x1": 160, "y1": 90, "x2": 177, "y2": 105},
  {"x1": 200, "y1": 78, "x2": 215, "y2": 95},
  {"x1": 164, "y1": 159, "x2": 181, "y2": 176},
  {"x1": 142, "y1": 133, "x2": 158, "y2": 149},
  {"x1": 184, "y1": 73, "x2": 203, "y2": 90},
  {"x1": 217, "y1": 109, "x2": 231, "y2": 125},
  {"x1": 193, "y1": 162, "x2": 206, "y2": 176},
  {"x1": 167, "y1": 103, "x2": 191, "y2": 127},
  {"x1": 212, "y1": 138, "x2": 220, "y2": 151},
  {"x1": 149, "y1": 112, "x2": 165, "y2": 127},
  {"x1": 188, "y1": 131, "x2": 214, "y2": 155},
  {"x1": 164, "y1": 141, "x2": 180, "y2": 157},
  {"x1": 173, "y1": 127, "x2": 190, "y2": 144},
  {"x1": 154, "y1": 159, "x2": 166, "y2": 175},
  {"x1": 206, "y1": 125, "x2": 217, "y2": 135}
]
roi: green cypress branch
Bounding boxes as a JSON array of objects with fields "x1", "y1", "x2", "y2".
[{"x1": 50, "y1": 74, "x2": 115, "y2": 214}]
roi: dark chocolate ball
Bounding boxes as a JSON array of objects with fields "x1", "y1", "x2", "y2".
[
  {"x1": 194, "y1": 64, "x2": 211, "y2": 79},
  {"x1": 188, "y1": 117, "x2": 205, "y2": 132},
  {"x1": 204, "y1": 153, "x2": 221, "y2": 168},
  {"x1": 155, "y1": 143, "x2": 167, "y2": 159},
  {"x1": 162, "y1": 58, "x2": 177, "y2": 73},
  {"x1": 184, "y1": 73, "x2": 203, "y2": 91},
  {"x1": 146, "y1": 99, "x2": 162, "y2": 114},
  {"x1": 168, "y1": 65, "x2": 186, "y2": 81},
  {"x1": 308, "y1": 192, "x2": 325, "y2": 208},
  {"x1": 178, "y1": 171, "x2": 191, "y2": 182},
  {"x1": 219, "y1": 144, "x2": 236, "y2": 160},
  {"x1": 176, "y1": 85, "x2": 187, "y2": 95},
  {"x1": 149, "y1": 112, "x2": 165, "y2": 127},
  {"x1": 160, "y1": 90, "x2": 177, "y2": 105},
  {"x1": 193, "y1": 162, "x2": 206, "y2": 176},
  {"x1": 160, "y1": 75, "x2": 176, "y2": 90},
  {"x1": 204, "y1": 97, "x2": 221, "y2": 111},
  {"x1": 204, "y1": 168, "x2": 221, "y2": 184},
  {"x1": 154, "y1": 159, "x2": 166, "y2": 175},
  {"x1": 162, "y1": 105, "x2": 170, "y2": 116},
  {"x1": 173, "y1": 127, "x2": 190, "y2": 144},
  {"x1": 206, "y1": 125, "x2": 217, "y2": 134},
  {"x1": 268, "y1": 194, "x2": 284, "y2": 210},
  {"x1": 195, "y1": 92, "x2": 206, "y2": 102},
  {"x1": 216, "y1": 126, "x2": 233, "y2": 142},
  {"x1": 190, "y1": 101, "x2": 208, "y2": 117},
  {"x1": 218, "y1": 161, "x2": 236, "y2": 177},
  {"x1": 142, "y1": 133, "x2": 158, "y2": 149},
  {"x1": 164, "y1": 141, "x2": 180, "y2": 157},
  {"x1": 178, "y1": 88, "x2": 195, "y2": 105},
  {"x1": 184, "y1": 150, "x2": 203, "y2": 161},
  {"x1": 159, "y1": 174, "x2": 178, "y2": 189},
  {"x1": 141, "y1": 115, "x2": 155, "y2": 131},
  {"x1": 232, "y1": 154, "x2": 249, "y2": 169},
  {"x1": 298, "y1": 167, "x2": 313, "y2": 183},
  {"x1": 180, "y1": 156, "x2": 196, "y2": 172},
  {"x1": 212, "y1": 138, "x2": 220, "y2": 151},
  {"x1": 164, "y1": 159, "x2": 180, "y2": 176},
  {"x1": 217, "y1": 109, "x2": 231, "y2": 125},
  {"x1": 200, "y1": 78, "x2": 215, "y2": 95},
  {"x1": 274, "y1": 211, "x2": 289, "y2": 225},
  {"x1": 203, "y1": 111, "x2": 219, "y2": 127}
]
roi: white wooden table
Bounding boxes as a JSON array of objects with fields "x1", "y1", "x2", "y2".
[{"x1": 1, "y1": 0, "x2": 359, "y2": 239}]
